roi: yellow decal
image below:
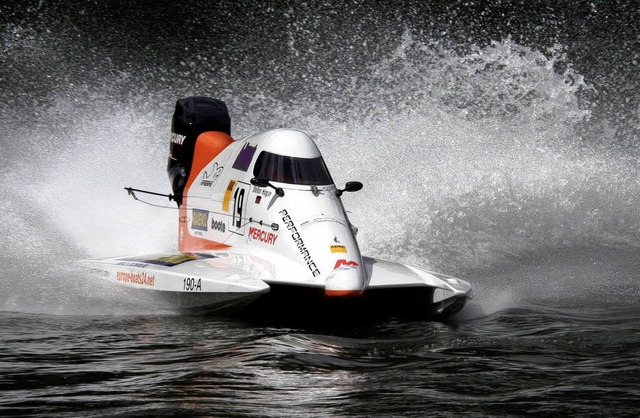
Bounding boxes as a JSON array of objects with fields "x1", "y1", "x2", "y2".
[
  {"x1": 222, "y1": 179, "x2": 236, "y2": 212},
  {"x1": 330, "y1": 245, "x2": 347, "y2": 253},
  {"x1": 191, "y1": 209, "x2": 208, "y2": 231},
  {"x1": 155, "y1": 254, "x2": 197, "y2": 265}
]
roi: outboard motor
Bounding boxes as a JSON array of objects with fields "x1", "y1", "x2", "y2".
[{"x1": 168, "y1": 97, "x2": 231, "y2": 205}]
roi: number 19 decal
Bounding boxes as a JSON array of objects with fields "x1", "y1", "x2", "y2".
[
  {"x1": 230, "y1": 182, "x2": 248, "y2": 235},
  {"x1": 222, "y1": 180, "x2": 248, "y2": 235},
  {"x1": 232, "y1": 187, "x2": 245, "y2": 228}
]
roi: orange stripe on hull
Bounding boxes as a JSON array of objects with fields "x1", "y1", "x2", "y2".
[
  {"x1": 178, "y1": 131, "x2": 234, "y2": 253},
  {"x1": 185, "y1": 131, "x2": 234, "y2": 192},
  {"x1": 324, "y1": 289, "x2": 364, "y2": 297}
]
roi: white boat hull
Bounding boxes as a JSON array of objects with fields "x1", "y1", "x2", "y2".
[
  {"x1": 78, "y1": 253, "x2": 270, "y2": 313},
  {"x1": 80, "y1": 251, "x2": 471, "y2": 319}
]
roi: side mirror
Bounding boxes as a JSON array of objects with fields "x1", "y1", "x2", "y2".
[
  {"x1": 250, "y1": 177, "x2": 270, "y2": 188},
  {"x1": 336, "y1": 181, "x2": 363, "y2": 196},
  {"x1": 250, "y1": 177, "x2": 284, "y2": 197}
]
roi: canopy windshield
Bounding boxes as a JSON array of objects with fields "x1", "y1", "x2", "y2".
[{"x1": 253, "y1": 151, "x2": 333, "y2": 185}]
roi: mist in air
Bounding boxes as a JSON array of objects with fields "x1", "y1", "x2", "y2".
[{"x1": 1, "y1": 1, "x2": 639, "y2": 315}]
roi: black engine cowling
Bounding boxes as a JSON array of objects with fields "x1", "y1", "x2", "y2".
[{"x1": 167, "y1": 97, "x2": 230, "y2": 205}]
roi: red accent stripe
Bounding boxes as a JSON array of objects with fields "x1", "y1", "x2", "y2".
[{"x1": 334, "y1": 259, "x2": 359, "y2": 269}]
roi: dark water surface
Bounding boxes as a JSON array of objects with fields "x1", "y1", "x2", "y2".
[
  {"x1": 2, "y1": 0, "x2": 640, "y2": 416},
  {"x1": 2, "y1": 301, "x2": 639, "y2": 417}
]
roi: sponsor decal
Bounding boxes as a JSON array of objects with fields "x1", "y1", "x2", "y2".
[
  {"x1": 255, "y1": 195, "x2": 262, "y2": 204},
  {"x1": 280, "y1": 209, "x2": 321, "y2": 277},
  {"x1": 222, "y1": 180, "x2": 236, "y2": 212},
  {"x1": 232, "y1": 142, "x2": 257, "y2": 171},
  {"x1": 211, "y1": 218, "x2": 226, "y2": 232},
  {"x1": 252, "y1": 185, "x2": 272, "y2": 198},
  {"x1": 334, "y1": 259, "x2": 359, "y2": 269},
  {"x1": 123, "y1": 253, "x2": 216, "y2": 267},
  {"x1": 191, "y1": 209, "x2": 209, "y2": 231},
  {"x1": 200, "y1": 162, "x2": 224, "y2": 187},
  {"x1": 248, "y1": 226, "x2": 278, "y2": 245},
  {"x1": 116, "y1": 271, "x2": 155, "y2": 287},
  {"x1": 330, "y1": 245, "x2": 347, "y2": 253},
  {"x1": 170, "y1": 132, "x2": 186, "y2": 145}
]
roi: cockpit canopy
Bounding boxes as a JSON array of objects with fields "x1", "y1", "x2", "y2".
[{"x1": 253, "y1": 151, "x2": 334, "y2": 186}]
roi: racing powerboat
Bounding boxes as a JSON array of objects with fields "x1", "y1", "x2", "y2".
[{"x1": 80, "y1": 97, "x2": 472, "y2": 320}]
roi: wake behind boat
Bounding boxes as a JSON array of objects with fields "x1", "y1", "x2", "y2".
[{"x1": 80, "y1": 97, "x2": 472, "y2": 320}]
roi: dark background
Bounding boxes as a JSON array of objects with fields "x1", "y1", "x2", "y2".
[{"x1": 2, "y1": 0, "x2": 639, "y2": 141}]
